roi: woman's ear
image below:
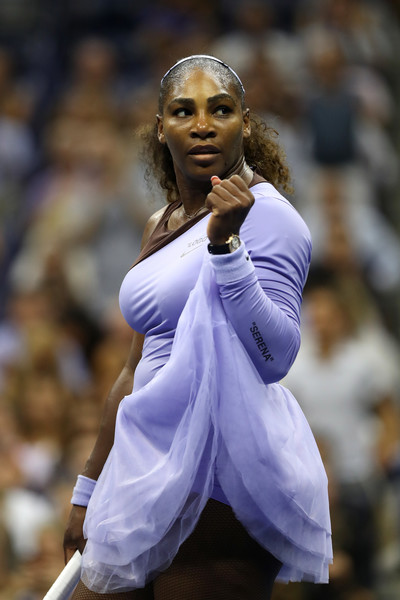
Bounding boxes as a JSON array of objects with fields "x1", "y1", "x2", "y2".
[
  {"x1": 243, "y1": 108, "x2": 251, "y2": 139},
  {"x1": 156, "y1": 115, "x2": 165, "y2": 144}
]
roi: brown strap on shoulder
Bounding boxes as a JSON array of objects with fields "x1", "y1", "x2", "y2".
[{"x1": 131, "y1": 201, "x2": 209, "y2": 268}]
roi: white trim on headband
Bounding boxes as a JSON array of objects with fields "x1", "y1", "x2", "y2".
[{"x1": 160, "y1": 55, "x2": 245, "y2": 94}]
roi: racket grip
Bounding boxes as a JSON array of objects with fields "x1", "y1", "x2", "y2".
[{"x1": 43, "y1": 550, "x2": 82, "y2": 600}]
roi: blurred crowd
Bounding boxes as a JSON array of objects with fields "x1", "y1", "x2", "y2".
[{"x1": 0, "y1": 0, "x2": 400, "y2": 598}]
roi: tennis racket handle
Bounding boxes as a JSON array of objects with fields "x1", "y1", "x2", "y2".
[{"x1": 43, "y1": 550, "x2": 82, "y2": 600}]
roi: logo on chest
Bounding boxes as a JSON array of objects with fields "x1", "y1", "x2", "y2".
[{"x1": 180, "y1": 235, "x2": 208, "y2": 258}]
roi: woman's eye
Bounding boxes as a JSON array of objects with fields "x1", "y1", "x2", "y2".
[
  {"x1": 174, "y1": 108, "x2": 191, "y2": 117},
  {"x1": 214, "y1": 106, "x2": 232, "y2": 116}
]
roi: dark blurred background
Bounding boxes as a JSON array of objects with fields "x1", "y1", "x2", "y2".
[{"x1": 0, "y1": 1, "x2": 400, "y2": 598}]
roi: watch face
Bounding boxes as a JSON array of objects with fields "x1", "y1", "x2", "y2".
[{"x1": 230, "y1": 235, "x2": 240, "y2": 250}]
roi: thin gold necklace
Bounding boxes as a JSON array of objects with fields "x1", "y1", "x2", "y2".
[{"x1": 182, "y1": 204, "x2": 206, "y2": 219}]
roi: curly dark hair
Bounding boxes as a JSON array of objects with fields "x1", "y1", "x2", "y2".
[{"x1": 138, "y1": 56, "x2": 292, "y2": 203}]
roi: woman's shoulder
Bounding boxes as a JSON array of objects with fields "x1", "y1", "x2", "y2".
[
  {"x1": 140, "y1": 203, "x2": 173, "y2": 248},
  {"x1": 249, "y1": 182, "x2": 310, "y2": 235},
  {"x1": 243, "y1": 182, "x2": 312, "y2": 269},
  {"x1": 250, "y1": 181, "x2": 292, "y2": 207}
]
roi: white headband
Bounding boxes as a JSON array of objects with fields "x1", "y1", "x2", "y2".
[{"x1": 161, "y1": 54, "x2": 245, "y2": 94}]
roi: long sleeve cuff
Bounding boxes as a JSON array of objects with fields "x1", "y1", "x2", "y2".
[{"x1": 209, "y1": 242, "x2": 255, "y2": 285}]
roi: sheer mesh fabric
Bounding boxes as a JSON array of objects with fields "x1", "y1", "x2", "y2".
[
  {"x1": 70, "y1": 581, "x2": 150, "y2": 600},
  {"x1": 70, "y1": 499, "x2": 281, "y2": 600}
]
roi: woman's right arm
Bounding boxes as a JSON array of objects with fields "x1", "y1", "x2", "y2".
[{"x1": 63, "y1": 331, "x2": 144, "y2": 562}]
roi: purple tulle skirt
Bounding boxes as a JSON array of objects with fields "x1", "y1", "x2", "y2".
[{"x1": 81, "y1": 257, "x2": 332, "y2": 593}]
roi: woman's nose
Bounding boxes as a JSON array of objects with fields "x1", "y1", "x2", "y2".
[{"x1": 190, "y1": 113, "x2": 216, "y2": 138}]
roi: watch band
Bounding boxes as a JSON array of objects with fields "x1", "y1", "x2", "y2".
[{"x1": 208, "y1": 234, "x2": 241, "y2": 255}]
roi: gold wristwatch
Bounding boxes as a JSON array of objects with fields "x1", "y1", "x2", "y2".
[{"x1": 207, "y1": 234, "x2": 241, "y2": 255}]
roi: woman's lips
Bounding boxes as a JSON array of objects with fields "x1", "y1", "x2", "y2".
[
  {"x1": 188, "y1": 145, "x2": 220, "y2": 165},
  {"x1": 188, "y1": 145, "x2": 220, "y2": 155}
]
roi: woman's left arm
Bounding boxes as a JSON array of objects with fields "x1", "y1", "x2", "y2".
[{"x1": 207, "y1": 176, "x2": 312, "y2": 384}]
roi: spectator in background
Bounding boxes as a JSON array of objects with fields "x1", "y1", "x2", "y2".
[
  {"x1": 306, "y1": 40, "x2": 358, "y2": 167},
  {"x1": 0, "y1": 394, "x2": 57, "y2": 580},
  {"x1": 8, "y1": 368, "x2": 71, "y2": 493},
  {"x1": 299, "y1": 169, "x2": 400, "y2": 298},
  {"x1": 210, "y1": 0, "x2": 274, "y2": 73},
  {"x1": 298, "y1": 0, "x2": 396, "y2": 71},
  {"x1": 0, "y1": 284, "x2": 91, "y2": 396},
  {"x1": 0, "y1": 47, "x2": 36, "y2": 183},
  {"x1": 0, "y1": 46, "x2": 38, "y2": 318},
  {"x1": 52, "y1": 35, "x2": 130, "y2": 130},
  {"x1": 302, "y1": 32, "x2": 397, "y2": 186},
  {"x1": 295, "y1": 35, "x2": 400, "y2": 336}
]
